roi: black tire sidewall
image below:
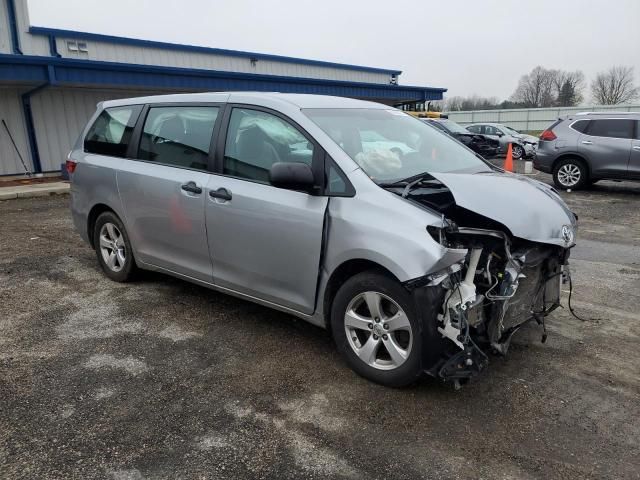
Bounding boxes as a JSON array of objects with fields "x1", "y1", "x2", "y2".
[
  {"x1": 553, "y1": 158, "x2": 588, "y2": 190},
  {"x1": 93, "y1": 212, "x2": 136, "y2": 282},
  {"x1": 331, "y1": 271, "x2": 423, "y2": 387}
]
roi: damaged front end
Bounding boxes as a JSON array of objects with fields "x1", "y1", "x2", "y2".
[
  {"x1": 422, "y1": 224, "x2": 569, "y2": 386},
  {"x1": 392, "y1": 172, "x2": 576, "y2": 387}
]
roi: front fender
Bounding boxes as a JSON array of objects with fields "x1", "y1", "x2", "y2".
[{"x1": 324, "y1": 188, "x2": 467, "y2": 282}]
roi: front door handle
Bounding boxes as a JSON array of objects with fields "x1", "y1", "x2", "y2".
[
  {"x1": 209, "y1": 187, "x2": 232, "y2": 201},
  {"x1": 181, "y1": 181, "x2": 202, "y2": 194},
  {"x1": 581, "y1": 140, "x2": 593, "y2": 145},
  {"x1": 633, "y1": 146, "x2": 640, "y2": 151}
]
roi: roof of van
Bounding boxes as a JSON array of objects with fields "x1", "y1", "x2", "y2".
[{"x1": 101, "y1": 92, "x2": 390, "y2": 110}]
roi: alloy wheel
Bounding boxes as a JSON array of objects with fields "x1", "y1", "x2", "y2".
[
  {"x1": 557, "y1": 163, "x2": 581, "y2": 187},
  {"x1": 99, "y1": 222, "x2": 126, "y2": 272},
  {"x1": 512, "y1": 145, "x2": 524, "y2": 159},
  {"x1": 344, "y1": 291, "x2": 413, "y2": 371}
]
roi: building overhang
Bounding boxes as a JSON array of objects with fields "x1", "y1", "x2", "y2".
[{"x1": 0, "y1": 54, "x2": 446, "y2": 104}]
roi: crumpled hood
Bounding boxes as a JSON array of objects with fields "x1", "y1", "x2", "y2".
[{"x1": 430, "y1": 171, "x2": 577, "y2": 247}]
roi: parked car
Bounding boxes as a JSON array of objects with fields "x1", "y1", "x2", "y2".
[
  {"x1": 422, "y1": 118, "x2": 499, "y2": 157},
  {"x1": 502, "y1": 125, "x2": 539, "y2": 145},
  {"x1": 68, "y1": 93, "x2": 576, "y2": 388},
  {"x1": 535, "y1": 112, "x2": 640, "y2": 189},
  {"x1": 466, "y1": 122, "x2": 536, "y2": 159}
]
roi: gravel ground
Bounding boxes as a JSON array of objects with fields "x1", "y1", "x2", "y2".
[{"x1": 1, "y1": 175, "x2": 639, "y2": 479}]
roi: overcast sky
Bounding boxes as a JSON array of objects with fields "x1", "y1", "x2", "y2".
[{"x1": 28, "y1": 0, "x2": 640, "y2": 101}]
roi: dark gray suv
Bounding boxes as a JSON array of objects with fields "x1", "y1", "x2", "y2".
[{"x1": 534, "y1": 112, "x2": 640, "y2": 189}]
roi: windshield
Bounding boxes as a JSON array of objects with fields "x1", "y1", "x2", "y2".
[
  {"x1": 303, "y1": 109, "x2": 490, "y2": 183},
  {"x1": 503, "y1": 125, "x2": 522, "y2": 136},
  {"x1": 438, "y1": 119, "x2": 470, "y2": 134}
]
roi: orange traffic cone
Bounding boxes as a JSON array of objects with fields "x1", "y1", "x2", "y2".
[{"x1": 504, "y1": 143, "x2": 514, "y2": 172}]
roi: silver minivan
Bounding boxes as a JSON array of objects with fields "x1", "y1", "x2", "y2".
[{"x1": 69, "y1": 92, "x2": 577, "y2": 387}]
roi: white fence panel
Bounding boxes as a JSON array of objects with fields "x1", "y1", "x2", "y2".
[{"x1": 447, "y1": 105, "x2": 640, "y2": 131}]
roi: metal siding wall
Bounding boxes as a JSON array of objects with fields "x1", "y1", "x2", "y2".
[
  {"x1": 55, "y1": 38, "x2": 392, "y2": 84},
  {"x1": 447, "y1": 105, "x2": 640, "y2": 131},
  {"x1": 0, "y1": 87, "x2": 32, "y2": 175},
  {"x1": 13, "y1": 0, "x2": 48, "y2": 55},
  {"x1": 0, "y1": 0, "x2": 12, "y2": 53},
  {"x1": 29, "y1": 88, "x2": 163, "y2": 172}
]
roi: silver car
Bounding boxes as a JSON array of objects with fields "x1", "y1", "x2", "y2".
[
  {"x1": 466, "y1": 122, "x2": 536, "y2": 159},
  {"x1": 68, "y1": 93, "x2": 577, "y2": 388},
  {"x1": 534, "y1": 112, "x2": 640, "y2": 189}
]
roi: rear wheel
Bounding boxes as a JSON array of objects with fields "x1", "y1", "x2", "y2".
[
  {"x1": 93, "y1": 211, "x2": 137, "y2": 282},
  {"x1": 331, "y1": 271, "x2": 423, "y2": 387},
  {"x1": 553, "y1": 158, "x2": 588, "y2": 190}
]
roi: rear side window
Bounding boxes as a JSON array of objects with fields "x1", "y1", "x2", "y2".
[
  {"x1": 586, "y1": 119, "x2": 634, "y2": 139},
  {"x1": 138, "y1": 106, "x2": 219, "y2": 170},
  {"x1": 570, "y1": 119, "x2": 590, "y2": 133},
  {"x1": 466, "y1": 125, "x2": 480, "y2": 133},
  {"x1": 224, "y1": 108, "x2": 314, "y2": 183},
  {"x1": 85, "y1": 105, "x2": 141, "y2": 157}
]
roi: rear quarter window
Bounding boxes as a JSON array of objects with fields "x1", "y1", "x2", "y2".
[
  {"x1": 570, "y1": 119, "x2": 590, "y2": 133},
  {"x1": 84, "y1": 105, "x2": 142, "y2": 157}
]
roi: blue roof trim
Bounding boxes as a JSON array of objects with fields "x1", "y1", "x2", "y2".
[
  {"x1": 0, "y1": 54, "x2": 446, "y2": 102},
  {"x1": 0, "y1": 58, "x2": 47, "y2": 82},
  {"x1": 29, "y1": 26, "x2": 403, "y2": 76}
]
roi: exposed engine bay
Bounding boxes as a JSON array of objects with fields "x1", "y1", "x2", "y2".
[{"x1": 384, "y1": 173, "x2": 573, "y2": 387}]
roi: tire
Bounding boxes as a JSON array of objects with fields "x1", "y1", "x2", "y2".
[
  {"x1": 511, "y1": 144, "x2": 524, "y2": 160},
  {"x1": 553, "y1": 157, "x2": 588, "y2": 190},
  {"x1": 331, "y1": 271, "x2": 423, "y2": 387},
  {"x1": 93, "y1": 211, "x2": 137, "y2": 282}
]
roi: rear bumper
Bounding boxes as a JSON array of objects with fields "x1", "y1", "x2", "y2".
[{"x1": 533, "y1": 149, "x2": 555, "y2": 173}]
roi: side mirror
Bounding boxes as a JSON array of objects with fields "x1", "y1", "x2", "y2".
[
  {"x1": 269, "y1": 162, "x2": 316, "y2": 192},
  {"x1": 496, "y1": 131, "x2": 504, "y2": 137}
]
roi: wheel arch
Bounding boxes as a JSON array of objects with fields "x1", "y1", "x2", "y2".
[
  {"x1": 87, "y1": 203, "x2": 118, "y2": 249},
  {"x1": 552, "y1": 153, "x2": 592, "y2": 177},
  {"x1": 322, "y1": 258, "x2": 401, "y2": 330}
]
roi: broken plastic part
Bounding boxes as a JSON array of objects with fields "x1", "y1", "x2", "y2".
[{"x1": 438, "y1": 248, "x2": 482, "y2": 349}]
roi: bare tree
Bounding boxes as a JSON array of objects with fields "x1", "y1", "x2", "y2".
[
  {"x1": 440, "y1": 96, "x2": 462, "y2": 111},
  {"x1": 443, "y1": 95, "x2": 499, "y2": 111},
  {"x1": 591, "y1": 66, "x2": 639, "y2": 105},
  {"x1": 510, "y1": 66, "x2": 557, "y2": 108}
]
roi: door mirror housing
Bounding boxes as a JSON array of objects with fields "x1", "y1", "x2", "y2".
[{"x1": 269, "y1": 162, "x2": 316, "y2": 192}]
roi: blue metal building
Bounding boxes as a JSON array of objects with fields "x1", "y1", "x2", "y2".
[{"x1": 0, "y1": 0, "x2": 446, "y2": 176}]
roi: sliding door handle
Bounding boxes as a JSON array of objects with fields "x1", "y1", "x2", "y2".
[{"x1": 209, "y1": 187, "x2": 232, "y2": 201}]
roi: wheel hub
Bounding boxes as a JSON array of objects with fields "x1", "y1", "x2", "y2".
[
  {"x1": 372, "y1": 323, "x2": 385, "y2": 337},
  {"x1": 344, "y1": 291, "x2": 413, "y2": 371}
]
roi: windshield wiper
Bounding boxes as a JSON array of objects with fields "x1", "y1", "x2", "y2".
[
  {"x1": 377, "y1": 171, "x2": 434, "y2": 188},
  {"x1": 378, "y1": 172, "x2": 440, "y2": 198}
]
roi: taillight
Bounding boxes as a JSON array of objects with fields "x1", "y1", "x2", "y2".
[
  {"x1": 66, "y1": 159, "x2": 77, "y2": 174},
  {"x1": 539, "y1": 129, "x2": 557, "y2": 141}
]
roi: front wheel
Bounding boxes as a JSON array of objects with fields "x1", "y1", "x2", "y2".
[
  {"x1": 511, "y1": 144, "x2": 524, "y2": 160},
  {"x1": 331, "y1": 271, "x2": 423, "y2": 387}
]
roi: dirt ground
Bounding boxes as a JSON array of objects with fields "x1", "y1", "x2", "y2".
[{"x1": 1, "y1": 175, "x2": 639, "y2": 479}]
